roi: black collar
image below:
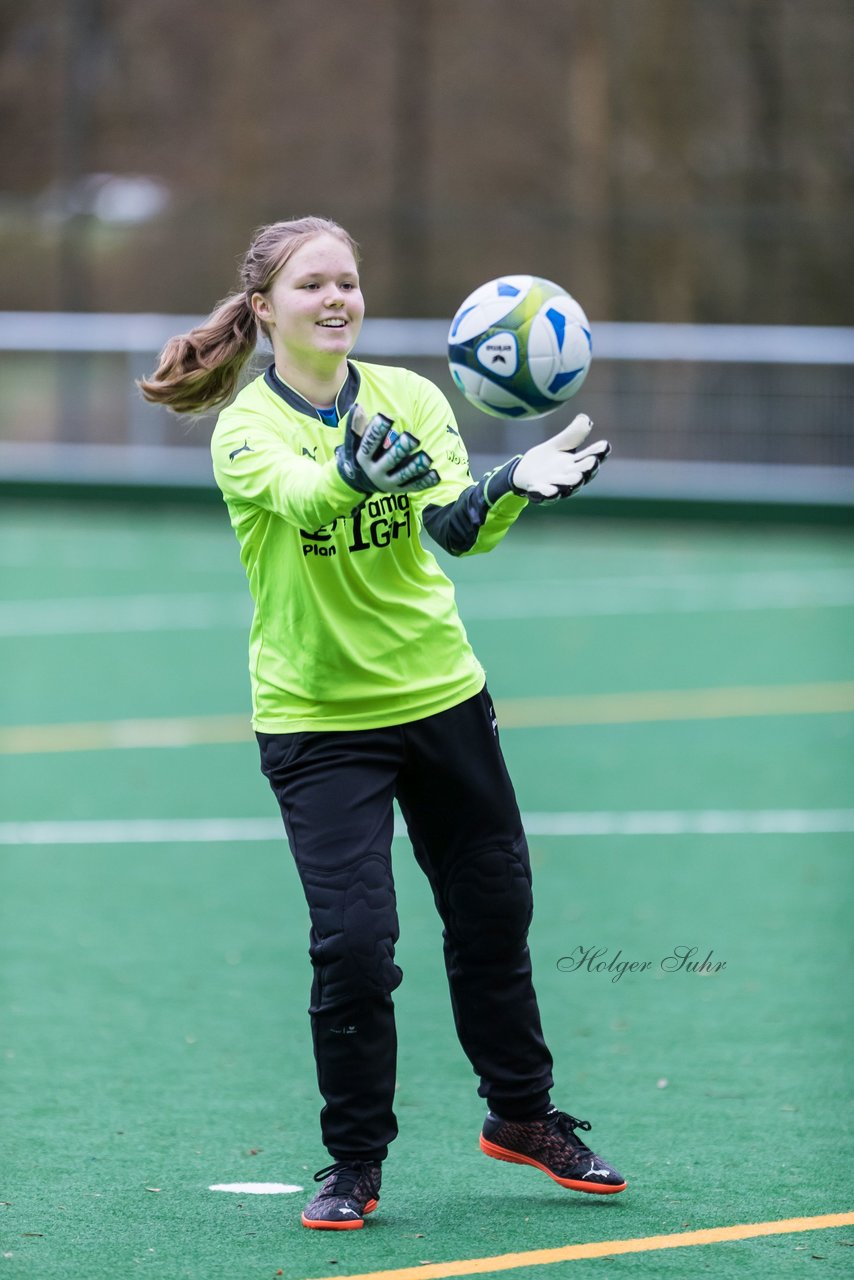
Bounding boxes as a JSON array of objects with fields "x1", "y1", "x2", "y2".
[{"x1": 264, "y1": 361, "x2": 361, "y2": 424}]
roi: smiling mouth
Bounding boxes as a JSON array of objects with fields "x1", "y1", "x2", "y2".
[{"x1": 317, "y1": 318, "x2": 347, "y2": 328}]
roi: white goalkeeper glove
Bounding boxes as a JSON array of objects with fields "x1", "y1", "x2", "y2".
[
  {"x1": 509, "y1": 414, "x2": 610, "y2": 504},
  {"x1": 336, "y1": 404, "x2": 441, "y2": 496}
]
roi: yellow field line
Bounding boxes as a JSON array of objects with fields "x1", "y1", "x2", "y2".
[
  {"x1": 0, "y1": 713, "x2": 250, "y2": 755},
  {"x1": 1, "y1": 682, "x2": 853, "y2": 755},
  {"x1": 496, "y1": 680, "x2": 854, "y2": 728},
  {"x1": 307, "y1": 1211, "x2": 854, "y2": 1280}
]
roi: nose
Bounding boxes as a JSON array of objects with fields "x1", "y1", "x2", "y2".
[{"x1": 324, "y1": 284, "x2": 346, "y2": 307}]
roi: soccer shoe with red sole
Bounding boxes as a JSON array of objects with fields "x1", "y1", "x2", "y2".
[
  {"x1": 480, "y1": 1106, "x2": 627, "y2": 1193},
  {"x1": 301, "y1": 1160, "x2": 382, "y2": 1229}
]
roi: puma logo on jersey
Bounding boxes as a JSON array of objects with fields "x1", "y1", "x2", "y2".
[
  {"x1": 228, "y1": 440, "x2": 254, "y2": 461},
  {"x1": 446, "y1": 424, "x2": 460, "y2": 436},
  {"x1": 302, "y1": 445, "x2": 318, "y2": 460}
]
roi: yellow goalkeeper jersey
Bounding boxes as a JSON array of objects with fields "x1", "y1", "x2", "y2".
[{"x1": 211, "y1": 359, "x2": 527, "y2": 731}]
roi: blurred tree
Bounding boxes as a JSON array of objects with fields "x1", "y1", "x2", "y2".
[{"x1": 0, "y1": 0, "x2": 850, "y2": 321}]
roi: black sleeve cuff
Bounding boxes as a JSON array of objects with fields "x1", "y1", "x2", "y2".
[
  {"x1": 422, "y1": 457, "x2": 524, "y2": 556},
  {"x1": 485, "y1": 456, "x2": 523, "y2": 502}
]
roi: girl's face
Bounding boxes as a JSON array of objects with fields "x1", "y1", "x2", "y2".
[{"x1": 252, "y1": 233, "x2": 365, "y2": 379}]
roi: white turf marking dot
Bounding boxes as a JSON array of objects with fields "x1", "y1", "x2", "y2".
[{"x1": 209, "y1": 1182, "x2": 303, "y2": 1195}]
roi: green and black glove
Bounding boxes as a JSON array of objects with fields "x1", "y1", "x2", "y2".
[{"x1": 336, "y1": 404, "x2": 441, "y2": 497}]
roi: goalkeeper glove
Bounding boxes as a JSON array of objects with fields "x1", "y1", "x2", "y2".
[
  {"x1": 336, "y1": 404, "x2": 441, "y2": 497},
  {"x1": 509, "y1": 414, "x2": 610, "y2": 504}
]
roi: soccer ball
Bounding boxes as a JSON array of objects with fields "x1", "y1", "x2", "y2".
[{"x1": 447, "y1": 275, "x2": 592, "y2": 418}]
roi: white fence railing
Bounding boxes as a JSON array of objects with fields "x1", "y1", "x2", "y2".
[
  {"x1": 1, "y1": 315, "x2": 852, "y2": 503},
  {"x1": 2, "y1": 312, "x2": 853, "y2": 361}
]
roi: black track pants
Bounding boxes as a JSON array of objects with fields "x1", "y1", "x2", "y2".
[{"x1": 257, "y1": 687, "x2": 554, "y2": 1162}]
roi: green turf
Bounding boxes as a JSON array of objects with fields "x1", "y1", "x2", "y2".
[{"x1": 1, "y1": 502, "x2": 853, "y2": 1279}]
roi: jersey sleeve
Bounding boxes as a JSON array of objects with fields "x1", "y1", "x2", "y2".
[
  {"x1": 404, "y1": 374, "x2": 529, "y2": 557},
  {"x1": 211, "y1": 407, "x2": 361, "y2": 530}
]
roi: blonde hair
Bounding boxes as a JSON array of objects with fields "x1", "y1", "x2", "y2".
[{"x1": 137, "y1": 216, "x2": 360, "y2": 414}]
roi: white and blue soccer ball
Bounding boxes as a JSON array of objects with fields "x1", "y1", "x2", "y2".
[{"x1": 447, "y1": 275, "x2": 592, "y2": 418}]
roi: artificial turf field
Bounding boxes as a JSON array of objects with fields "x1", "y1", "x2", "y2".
[{"x1": 1, "y1": 498, "x2": 852, "y2": 1280}]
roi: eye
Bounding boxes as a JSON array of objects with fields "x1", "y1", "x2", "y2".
[
  {"x1": 340, "y1": 281, "x2": 357, "y2": 291},
  {"x1": 302, "y1": 282, "x2": 320, "y2": 290}
]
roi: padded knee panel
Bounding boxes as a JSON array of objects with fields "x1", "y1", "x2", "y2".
[
  {"x1": 304, "y1": 853, "x2": 402, "y2": 1009},
  {"x1": 442, "y1": 843, "x2": 533, "y2": 959}
]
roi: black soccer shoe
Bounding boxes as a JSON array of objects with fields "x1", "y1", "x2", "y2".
[
  {"x1": 301, "y1": 1160, "x2": 382, "y2": 1230},
  {"x1": 480, "y1": 1106, "x2": 627, "y2": 1194}
]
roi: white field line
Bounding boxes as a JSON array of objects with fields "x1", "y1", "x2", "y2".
[
  {"x1": 0, "y1": 592, "x2": 250, "y2": 636},
  {"x1": 456, "y1": 568, "x2": 854, "y2": 620},
  {"x1": 1, "y1": 568, "x2": 853, "y2": 636},
  {"x1": 1, "y1": 811, "x2": 853, "y2": 845},
  {"x1": 209, "y1": 1183, "x2": 303, "y2": 1195}
]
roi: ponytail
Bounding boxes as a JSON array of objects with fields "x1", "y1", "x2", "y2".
[
  {"x1": 138, "y1": 216, "x2": 359, "y2": 416},
  {"x1": 137, "y1": 292, "x2": 259, "y2": 415}
]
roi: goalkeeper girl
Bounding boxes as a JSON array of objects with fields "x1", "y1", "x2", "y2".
[{"x1": 139, "y1": 216, "x2": 625, "y2": 1230}]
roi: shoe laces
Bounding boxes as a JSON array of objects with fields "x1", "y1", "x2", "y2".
[
  {"x1": 313, "y1": 1160, "x2": 379, "y2": 1197},
  {"x1": 546, "y1": 1109, "x2": 593, "y2": 1152}
]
